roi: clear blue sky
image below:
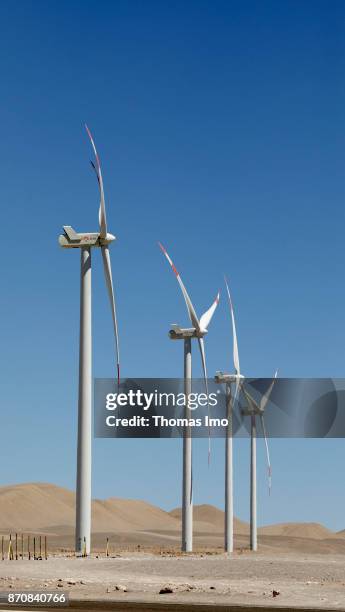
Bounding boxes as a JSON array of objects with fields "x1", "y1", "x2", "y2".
[{"x1": 0, "y1": 0, "x2": 345, "y2": 529}]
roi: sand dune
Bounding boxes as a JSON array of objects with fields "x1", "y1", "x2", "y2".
[
  {"x1": 0, "y1": 483, "x2": 76, "y2": 531},
  {"x1": 170, "y1": 504, "x2": 249, "y2": 535},
  {"x1": 336, "y1": 528, "x2": 345, "y2": 537},
  {"x1": 0, "y1": 483, "x2": 341, "y2": 552},
  {"x1": 0, "y1": 483, "x2": 249, "y2": 537},
  {"x1": 96, "y1": 498, "x2": 180, "y2": 532},
  {"x1": 258, "y1": 521, "x2": 336, "y2": 539},
  {"x1": 0, "y1": 483, "x2": 179, "y2": 534}
]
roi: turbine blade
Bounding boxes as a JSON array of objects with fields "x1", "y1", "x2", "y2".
[
  {"x1": 233, "y1": 377, "x2": 241, "y2": 410},
  {"x1": 198, "y1": 337, "x2": 212, "y2": 465},
  {"x1": 260, "y1": 370, "x2": 278, "y2": 412},
  {"x1": 241, "y1": 385, "x2": 257, "y2": 414},
  {"x1": 199, "y1": 292, "x2": 220, "y2": 331},
  {"x1": 90, "y1": 160, "x2": 100, "y2": 185},
  {"x1": 101, "y1": 245, "x2": 120, "y2": 386},
  {"x1": 224, "y1": 277, "x2": 240, "y2": 376},
  {"x1": 158, "y1": 242, "x2": 200, "y2": 330},
  {"x1": 260, "y1": 414, "x2": 272, "y2": 495},
  {"x1": 85, "y1": 124, "x2": 107, "y2": 238},
  {"x1": 198, "y1": 337, "x2": 208, "y2": 393}
]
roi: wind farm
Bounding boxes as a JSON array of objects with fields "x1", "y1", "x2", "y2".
[
  {"x1": 0, "y1": 126, "x2": 340, "y2": 611},
  {"x1": 1, "y1": 1, "x2": 344, "y2": 610},
  {"x1": 0, "y1": 124, "x2": 340, "y2": 611}
]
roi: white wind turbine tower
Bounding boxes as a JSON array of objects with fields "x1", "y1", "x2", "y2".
[
  {"x1": 59, "y1": 126, "x2": 120, "y2": 555},
  {"x1": 215, "y1": 278, "x2": 276, "y2": 552},
  {"x1": 159, "y1": 243, "x2": 219, "y2": 552}
]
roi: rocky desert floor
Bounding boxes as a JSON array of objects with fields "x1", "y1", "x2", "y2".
[{"x1": 0, "y1": 550, "x2": 344, "y2": 609}]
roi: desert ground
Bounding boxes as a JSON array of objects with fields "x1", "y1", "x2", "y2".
[
  {"x1": 0, "y1": 483, "x2": 344, "y2": 609},
  {"x1": 0, "y1": 552, "x2": 345, "y2": 609}
]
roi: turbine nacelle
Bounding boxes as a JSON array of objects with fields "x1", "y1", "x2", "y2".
[
  {"x1": 59, "y1": 226, "x2": 116, "y2": 248},
  {"x1": 169, "y1": 324, "x2": 207, "y2": 340},
  {"x1": 214, "y1": 371, "x2": 244, "y2": 384}
]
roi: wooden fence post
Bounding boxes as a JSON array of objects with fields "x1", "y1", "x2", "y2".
[{"x1": 8, "y1": 534, "x2": 14, "y2": 561}]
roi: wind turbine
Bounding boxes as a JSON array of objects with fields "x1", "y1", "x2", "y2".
[
  {"x1": 241, "y1": 372, "x2": 277, "y2": 551},
  {"x1": 214, "y1": 278, "x2": 243, "y2": 553},
  {"x1": 159, "y1": 243, "x2": 219, "y2": 552},
  {"x1": 59, "y1": 126, "x2": 120, "y2": 555},
  {"x1": 215, "y1": 278, "x2": 276, "y2": 552}
]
